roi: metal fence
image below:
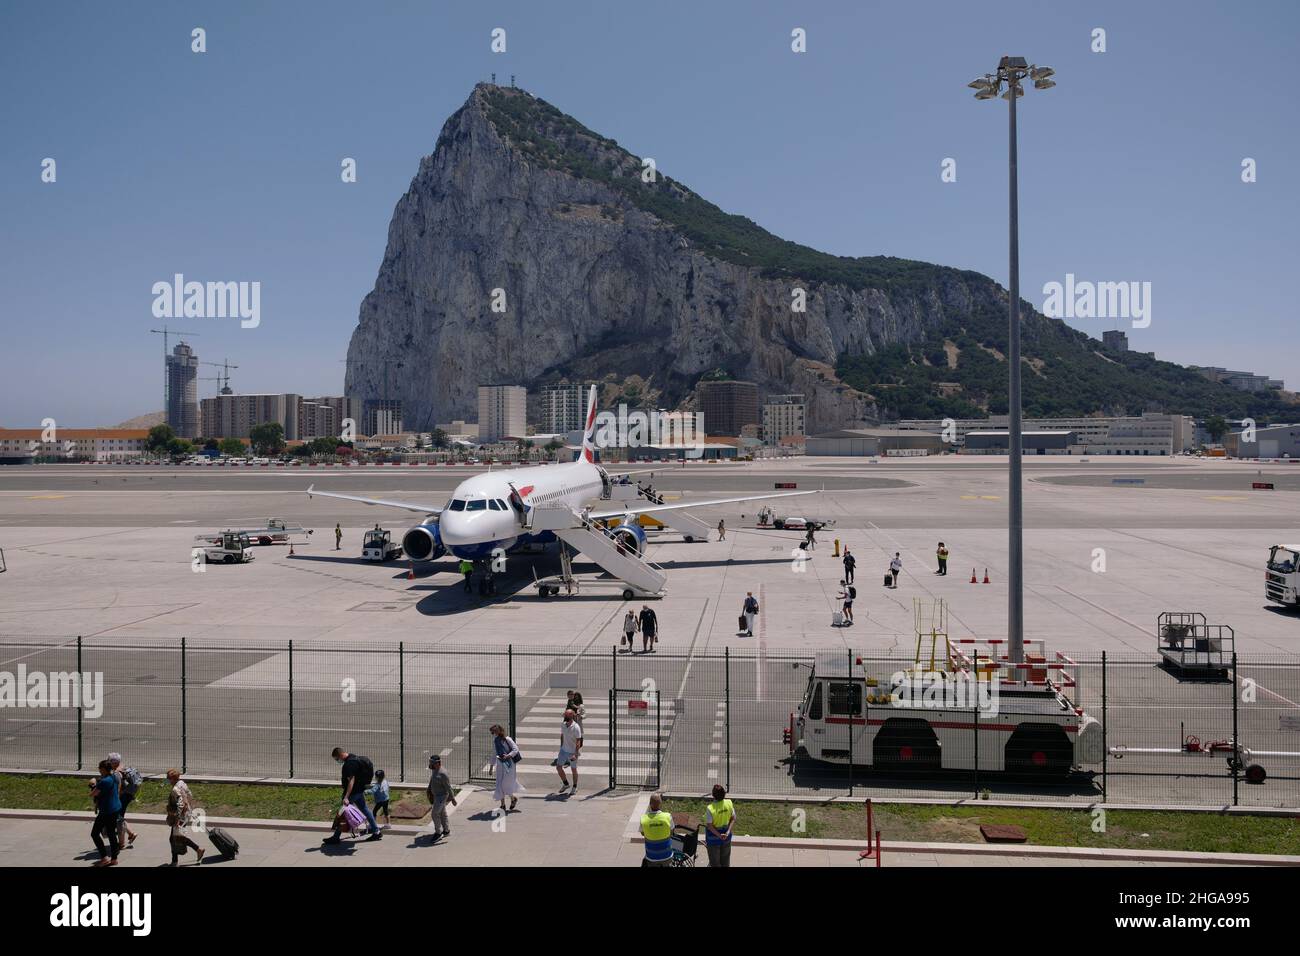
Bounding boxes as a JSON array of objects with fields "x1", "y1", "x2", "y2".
[{"x1": 1, "y1": 637, "x2": 1298, "y2": 809}]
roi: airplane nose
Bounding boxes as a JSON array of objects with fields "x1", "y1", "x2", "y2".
[{"x1": 438, "y1": 512, "x2": 470, "y2": 546}]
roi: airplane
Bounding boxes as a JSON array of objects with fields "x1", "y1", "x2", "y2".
[{"x1": 304, "y1": 385, "x2": 815, "y2": 583}]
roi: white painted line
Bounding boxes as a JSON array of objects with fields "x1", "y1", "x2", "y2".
[
  {"x1": 450, "y1": 736, "x2": 463, "y2": 744},
  {"x1": 236, "y1": 725, "x2": 391, "y2": 734}
]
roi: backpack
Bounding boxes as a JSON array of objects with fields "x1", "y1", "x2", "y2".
[
  {"x1": 120, "y1": 767, "x2": 143, "y2": 796},
  {"x1": 847, "y1": 586, "x2": 857, "y2": 600}
]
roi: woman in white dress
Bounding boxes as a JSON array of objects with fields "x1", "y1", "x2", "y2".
[{"x1": 490, "y1": 724, "x2": 524, "y2": 812}]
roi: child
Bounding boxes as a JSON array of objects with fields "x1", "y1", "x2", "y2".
[{"x1": 366, "y1": 769, "x2": 392, "y2": 830}]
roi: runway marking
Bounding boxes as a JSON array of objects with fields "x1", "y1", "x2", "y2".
[
  {"x1": 237, "y1": 725, "x2": 392, "y2": 734},
  {"x1": 1204, "y1": 496, "x2": 1248, "y2": 502},
  {"x1": 25, "y1": 495, "x2": 66, "y2": 500}
]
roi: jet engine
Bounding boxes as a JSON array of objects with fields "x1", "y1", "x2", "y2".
[
  {"x1": 402, "y1": 520, "x2": 445, "y2": 562},
  {"x1": 609, "y1": 518, "x2": 647, "y2": 557}
]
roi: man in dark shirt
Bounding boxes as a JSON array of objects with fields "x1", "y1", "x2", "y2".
[
  {"x1": 842, "y1": 549, "x2": 856, "y2": 584},
  {"x1": 638, "y1": 605, "x2": 659, "y2": 653},
  {"x1": 323, "y1": 747, "x2": 382, "y2": 843}
]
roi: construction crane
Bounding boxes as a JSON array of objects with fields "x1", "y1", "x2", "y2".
[
  {"x1": 201, "y1": 358, "x2": 239, "y2": 394},
  {"x1": 150, "y1": 326, "x2": 201, "y2": 430}
]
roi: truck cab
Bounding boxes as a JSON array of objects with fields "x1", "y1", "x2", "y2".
[{"x1": 1266, "y1": 544, "x2": 1300, "y2": 607}]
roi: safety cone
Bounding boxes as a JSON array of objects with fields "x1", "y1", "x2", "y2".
[
  {"x1": 289, "y1": 542, "x2": 295, "y2": 556},
  {"x1": 970, "y1": 568, "x2": 978, "y2": 584},
  {"x1": 407, "y1": 562, "x2": 415, "y2": 581},
  {"x1": 983, "y1": 568, "x2": 990, "y2": 584}
]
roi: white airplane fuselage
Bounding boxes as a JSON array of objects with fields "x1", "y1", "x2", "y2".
[{"x1": 433, "y1": 459, "x2": 605, "y2": 560}]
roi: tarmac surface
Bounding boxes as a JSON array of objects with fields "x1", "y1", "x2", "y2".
[{"x1": 1, "y1": 456, "x2": 1298, "y2": 810}]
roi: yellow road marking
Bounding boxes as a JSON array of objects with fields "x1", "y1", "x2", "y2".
[
  {"x1": 25, "y1": 494, "x2": 66, "y2": 500},
  {"x1": 1204, "y1": 495, "x2": 1248, "y2": 501}
]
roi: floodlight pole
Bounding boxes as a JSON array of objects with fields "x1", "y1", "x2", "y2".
[{"x1": 1006, "y1": 66, "x2": 1024, "y2": 665}]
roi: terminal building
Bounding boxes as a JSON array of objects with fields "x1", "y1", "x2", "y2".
[
  {"x1": 896, "y1": 413, "x2": 1195, "y2": 456},
  {"x1": 0, "y1": 428, "x2": 150, "y2": 463},
  {"x1": 963, "y1": 430, "x2": 1076, "y2": 454},
  {"x1": 806, "y1": 428, "x2": 946, "y2": 457}
]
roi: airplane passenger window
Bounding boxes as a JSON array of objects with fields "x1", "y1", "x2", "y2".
[
  {"x1": 448, "y1": 499, "x2": 466, "y2": 511},
  {"x1": 467, "y1": 499, "x2": 487, "y2": 511}
]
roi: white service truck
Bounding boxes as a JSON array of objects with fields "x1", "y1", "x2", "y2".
[
  {"x1": 1266, "y1": 544, "x2": 1300, "y2": 607},
  {"x1": 362, "y1": 528, "x2": 403, "y2": 562},
  {"x1": 198, "y1": 532, "x2": 255, "y2": 565}
]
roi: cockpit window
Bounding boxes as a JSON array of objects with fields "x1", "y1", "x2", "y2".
[
  {"x1": 448, "y1": 499, "x2": 466, "y2": 512},
  {"x1": 496, "y1": 499, "x2": 509, "y2": 510},
  {"x1": 488, "y1": 499, "x2": 502, "y2": 511},
  {"x1": 466, "y1": 499, "x2": 487, "y2": 511}
]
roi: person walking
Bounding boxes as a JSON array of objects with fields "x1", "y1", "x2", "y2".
[
  {"x1": 165, "y1": 769, "x2": 204, "y2": 865},
  {"x1": 839, "y1": 582, "x2": 856, "y2": 626},
  {"x1": 804, "y1": 526, "x2": 816, "y2": 551},
  {"x1": 554, "y1": 708, "x2": 584, "y2": 794},
  {"x1": 89, "y1": 760, "x2": 121, "y2": 867},
  {"x1": 889, "y1": 552, "x2": 902, "y2": 589},
  {"x1": 566, "y1": 690, "x2": 586, "y2": 727},
  {"x1": 742, "y1": 592, "x2": 759, "y2": 637},
  {"x1": 459, "y1": 558, "x2": 474, "y2": 592},
  {"x1": 334, "y1": 523, "x2": 343, "y2": 550},
  {"x1": 704, "y1": 784, "x2": 737, "y2": 868},
  {"x1": 936, "y1": 542, "x2": 949, "y2": 576},
  {"x1": 621, "y1": 609, "x2": 639, "y2": 652},
  {"x1": 323, "y1": 748, "x2": 381, "y2": 844},
  {"x1": 717, "y1": 519, "x2": 726, "y2": 541},
  {"x1": 107, "y1": 752, "x2": 139, "y2": 850},
  {"x1": 640, "y1": 793, "x2": 675, "y2": 867},
  {"x1": 490, "y1": 724, "x2": 524, "y2": 813},
  {"x1": 842, "y1": 548, "x2": 856, "y2": 584},
  {"x1": 367, "y1": 769, "x2": 392, "y2": 829},
  {"x1": 638, "y1": 604, "x2": 659, "y2": 653},
  {"x1": 426, "y1": 754, "x2": 457, "y2": 842}
]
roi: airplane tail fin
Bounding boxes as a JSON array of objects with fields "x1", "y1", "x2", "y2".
[{"x1": 579, "y1": 385, "x2": 598, "y2": 463}]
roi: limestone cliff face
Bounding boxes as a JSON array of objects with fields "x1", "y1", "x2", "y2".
[{"x1": 345, "y1": 85, "x2": 1010, "y2": 434}]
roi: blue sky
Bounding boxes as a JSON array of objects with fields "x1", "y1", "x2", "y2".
[{"x1": 2, "y1": 0, "x2": 1296, "y2": 426}]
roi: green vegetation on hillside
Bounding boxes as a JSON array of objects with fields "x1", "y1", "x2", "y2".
[
  {"x1": 478, "y1": 86, "x2": 1297, "y2": 423},
  {"x1": 481, "y1": 87, "x2": 948, "y2": 296}
]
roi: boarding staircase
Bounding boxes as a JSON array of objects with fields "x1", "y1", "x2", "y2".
[
  {"x1": 601, "y1": 479, "x2": 710, "y2": 542},
  {"x1": 526, "y1": 506, "x2": 667, "y2": 595}
]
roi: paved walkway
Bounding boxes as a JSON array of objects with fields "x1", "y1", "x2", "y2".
[{"x1": 0, "y1": 786, "x2": 1250, "y2": 867}]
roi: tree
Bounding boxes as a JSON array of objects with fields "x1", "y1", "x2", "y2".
[
  {"x1": 166, "y1": 438, "x2": 193, "y2": 457},
  {"x1": 202, "y1": 438, "x2": 219, "y2": 451},
  {"x1": 430, "y1": 428, "x2": 449, "y2": 450},
  {"x1": 146, "y1": 424, "x2": 175, "y2": 455},
  {"x1": 248, "y1": 421, "x2": 286, "y2": 456},
  {"x1": 219, "y1": 437, "x2": 246, "y2": 457},
  {"x1": 1204, "y1": 415, "x2": 1228, "y2": 444}
]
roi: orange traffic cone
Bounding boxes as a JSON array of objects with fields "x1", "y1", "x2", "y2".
[
  {"x1": 983, "y1": 568, "x2": 990, "y2": 584},
  {"x1": 407, "y1": 562, "x2": 415, "y2": 581},
  {"x1": 289, "y1": 542, "x2": 295, "y2": 556},
  {"x1": 970, "y1": 568, "x2": 978, "y2": 583}
]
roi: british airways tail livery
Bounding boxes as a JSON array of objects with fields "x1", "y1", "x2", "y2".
[{"x1": 306, "y1": 385, "x2": 814, "y2": 576}]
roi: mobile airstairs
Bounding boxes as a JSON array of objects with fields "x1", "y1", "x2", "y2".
[{"x1": 526, "y1": 507, "x2": 667, "y2": 599}]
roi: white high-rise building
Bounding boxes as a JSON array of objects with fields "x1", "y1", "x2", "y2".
[
  {"x1": 763, "y1": 394, "x2": 806, "y2": 445},
  {"x1": 540, "y1": 382, "x2": 595, "y2": 433},
  {"x1": 478, "y1": 385, "x2": 527, "y2": 442}
]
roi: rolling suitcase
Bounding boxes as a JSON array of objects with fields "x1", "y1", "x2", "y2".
[
  {"x1": 832, "y1": 610, "x2": 844, "y2": 627},
  {"x1": 884, "y1": 572, "x2": 893, "y2": 587},
  {"x1": 738, "y1": 614, "x2": 748, "y2": 631},
  {"x1": 208, "y1": 827, "x2": 239, "y2": 858}
]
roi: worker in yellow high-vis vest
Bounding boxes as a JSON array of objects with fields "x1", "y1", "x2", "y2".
[
  {"x1": 704, "y1": 784, "x2": 737, "y2": 868},
  {"x1": 640, "y1": 793, "x2": 675, "y2": 867}
]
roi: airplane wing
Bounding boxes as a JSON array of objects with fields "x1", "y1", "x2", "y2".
[
  {"x1": 305, "y1": 484, "x2": 443, "y2": 516},
  {"x1": 587, "y1": 489, "x2": 816, "y2": 520}
]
